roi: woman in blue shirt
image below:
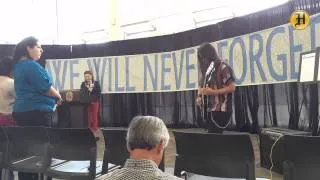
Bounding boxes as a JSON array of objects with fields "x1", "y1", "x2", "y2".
[
  {"x1": 12, "y1": 37, "x2": 62, "y2": 180},
  {"x1": 13, "y1": 36, "x2": 62, "y2": 127}
]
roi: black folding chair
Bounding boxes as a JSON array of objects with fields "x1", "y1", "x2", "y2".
[
  {"x1": 101, "y1": 129, "x2": 128, "y2": 174},
  {"x1": 45, "y1": 128, "x2": 100, "y2": 180},
  {"x1": 5, "y1": 126, "x2": 50, "y2": 180},
  {"x1": 283, "y1": 135, "x2": 320, "y2": 180},
  {"x1": 101, "y1": 128, "x2": 165, "y2": 175},
  {"x1": 173, "y1": 131, "x2": 255, "y2": 180},
  {"x1": 0, "y1": 127, "x2": 9, "y2": 180}
]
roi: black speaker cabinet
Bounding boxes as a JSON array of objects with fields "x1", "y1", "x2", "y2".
[{"x1": 259, "y1": 127, "x2": 310, "y2": 174}]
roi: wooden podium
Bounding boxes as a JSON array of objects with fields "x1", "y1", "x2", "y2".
[{"x1": 57, "y1": 90, "x2": 90, "y2": 128}]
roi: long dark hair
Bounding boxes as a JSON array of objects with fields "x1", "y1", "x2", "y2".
[
  {"x1": 0, "y1": 57, "x2": 14, "y2": 76},
  {"x1": 197, "y1": 42, "x2": 220, "y2": 87},
  {"x1": 13, "y1": 36, "x2": 39, "y2": 63}
]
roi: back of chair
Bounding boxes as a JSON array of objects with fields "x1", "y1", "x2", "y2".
[
  {"x1": 101, "y1": 129, "x2": 128, "y2": 167},
  {"x1": 283, "y1": 135, "x2": 320, "y2": 180},
  {"x1": 0, "y1": 127, "x2": 8, "y2": 167},
  {"x1": 173, "y1": 131, "x2": 255, "y2": 180},
  {"x1": 5, "y1": 126, "x2": 49, "y2": 159},
  {"x1": 47, "y1": 128, "x2": 96, "y2": 161}
]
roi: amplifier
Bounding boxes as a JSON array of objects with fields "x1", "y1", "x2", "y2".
[{"x1": 259, "y1": 127, "x2": 310, "y2": 174}]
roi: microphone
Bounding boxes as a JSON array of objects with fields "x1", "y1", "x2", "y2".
[{"x1": 87, "y1": 81, "x2": 94, "y2": 96}]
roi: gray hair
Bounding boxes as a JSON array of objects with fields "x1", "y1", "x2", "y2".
[{"x1": 126, "y1": 116, "x2": 170, "y2": 150}]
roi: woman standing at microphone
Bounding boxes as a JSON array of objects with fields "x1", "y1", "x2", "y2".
[{"x1": 80, "y1": 71, "x2": 101, "y2": 135}]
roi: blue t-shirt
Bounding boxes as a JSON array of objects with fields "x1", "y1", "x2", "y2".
[{"x1": 13, "y1": 59, "x2": 56, "y2": 112}]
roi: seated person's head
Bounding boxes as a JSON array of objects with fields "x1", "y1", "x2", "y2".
[
  {"x1": 0, "y1": 57, "x2": 14, "y2": 77},
  {"x1": 126, "y1": 116, "x2": 170, "y2": 166}
]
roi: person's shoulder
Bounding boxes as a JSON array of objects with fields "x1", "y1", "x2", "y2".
[
  {"x1": 161, "y1": 173, "x2": 184, "y2": 180},
  {"x1": 0, "y1": 76, "x2": 13, "y2": 84},
  {"x1": 19, "y1": 60, "x2": 42, "y2": 69},
  {"x1": 220, "y1": 60, "x2": 233, "y2": 70},
  {"x1": 7, "y1": 77, "x2": 14, "y2": 84},
  {"x1": 80, "y1": 82, "x2": 86, "y2": 89},
  {"x1": 96, "y1": 172, "x2": 112, "y2": 180},
  {"x1": 221, "y1": 60, "x2": 231, "y2": 67},
  {"x1": 19, "y1": 59, "x2": 36, "y2": 64},
  {"x1": 96, "y1": 169, "x2": 123, "y2": 180}
]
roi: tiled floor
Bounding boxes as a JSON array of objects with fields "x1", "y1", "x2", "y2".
[{"x1": 96, "y1": 128, "x2": 283, "y2": 180}]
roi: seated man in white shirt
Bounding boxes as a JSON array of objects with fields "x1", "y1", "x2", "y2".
[
  {"x1": 0, "y1": 57, "x2": 15, "y2": 180},
  {"x1": 0, "y1": 57, "x2": 16, "y2": 126},
  {"x1": 97, "y1": 116, "x2": 182, "y2": 180}
]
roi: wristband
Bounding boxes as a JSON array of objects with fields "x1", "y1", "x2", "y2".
[{"x1": 56, "y1": 97, "x2": 63, "y2": 102}]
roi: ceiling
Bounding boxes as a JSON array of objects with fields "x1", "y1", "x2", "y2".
[{"x1": 0, "y1": 0, "x2": 289, "y2": 44}]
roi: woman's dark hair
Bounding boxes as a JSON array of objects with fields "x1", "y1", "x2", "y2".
[
  {"x1": 84, "y1": 70, "x2": 94, "y2": 81},
  {"x1": 197, "y1": 42, "x2": 220, "y2": 87},
  {"x1": 197, "y1": 42, "x2": 219, "y2": 63},
  {"x1": 13, "y1": 36, "x2": 39, "y2": 62},
  {"x1": 0, "y1": 57, "x2": 15, "y2": 76}
]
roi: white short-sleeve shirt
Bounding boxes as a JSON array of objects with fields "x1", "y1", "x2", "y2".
[{"x1": 0, "y1": 76, "x2": 15, "y2": 115}]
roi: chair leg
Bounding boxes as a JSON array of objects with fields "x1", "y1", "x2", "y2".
[
  {"x1": 39, "y1": 173, "x2": 48, "y2": 180},
  {"x1": 38, "y1": 173, "x2": 47, "y2": 180},
  {"x1": 283, "y1": 161, "x2": 293, "y2": 180},
  {"x1": 11, "y1": 171, "x2": 16, "y2": 180},
  {"x1": 1, "y1": 169, "x2": 4, "y2": 180},
  {"x1": 174, "y1": 158, "x2": 183, "y2": 177},
  {"x1": 246, "y1": 161, "x2": 255, "y2": 180},
  {"x1": 181, "y1": 171, "x2": 187, "y2": 180},
  {"x1": 1, "y1": 169, "x2": 11, "y2": 180}
]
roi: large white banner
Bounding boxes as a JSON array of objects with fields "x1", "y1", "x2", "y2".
[{"x1": 46, "y1": 13, "x2": 320, "y2": 93}]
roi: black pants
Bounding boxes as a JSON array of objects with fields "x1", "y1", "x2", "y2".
[
  {"x1": 207, "y1": 111, "x2": 231, "y2": 134},
  {"x1": 12, "y1": 110, "x2": 53, "y2": 180},
  {"x1": 13, "y1": 110, "x2": 53, "y2": 127}
]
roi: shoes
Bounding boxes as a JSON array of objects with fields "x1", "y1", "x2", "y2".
[{"x1": 91, "y1": 129, "x2": 100, "y2": 141}]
